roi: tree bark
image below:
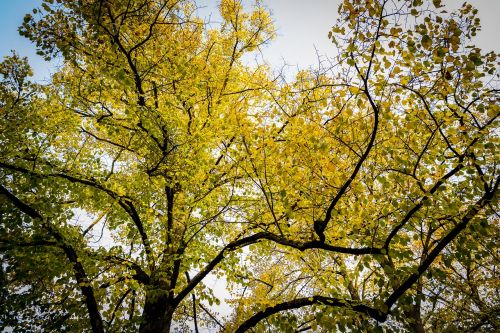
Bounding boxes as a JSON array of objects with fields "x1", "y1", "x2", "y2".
[
  {"x1": 407, "y1": 301, "x2": 425, "y2": 333},
  {"x1": 139, "y1": 289, "x2": 174, "y2": 333},
  {"x1": 407, "y1": 276, "x2": 425, "y2": 333}
]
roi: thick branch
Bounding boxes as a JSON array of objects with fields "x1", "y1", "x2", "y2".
[
  {"x1": 316, "y1": 46, "x2": 382, "y2": 241},
  {"x1": 173, "y1": 231, "x2": 381, "y2": 306},
  {"x1": 0, "y1": 239, "x2": 57, "y2": 251},
  {"x1": 385, "y1": 176, "x2": 499, "y2": 309},
  {"x1": 0, "y1": 161, "x2": 153, "y2": 263},
  {"x1": 383, "y1": 157, "x2": 465, "y2": 250},
  {"x1": 234, "y1": 176, "x2": 498, "y2": 332},
  {"x1": 235, "y1": 295, "x2": 384, "y2": 333},
  {"x1": 173, "y1": 232, "x2": 262, "y2": 305},
  {"x1": 100, "y1": 255, "x2": 150, "y2": 285},
  {"x1": 0, "y1": 183, "x2": 42, "y2": 219},
  {"x1": 0, "y1": 184, "x2": 105, "y2": 333}
]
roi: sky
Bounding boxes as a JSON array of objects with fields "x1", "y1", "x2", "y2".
[{"x1": 1, "y1": 0, "x2": 499, "y2": 82}]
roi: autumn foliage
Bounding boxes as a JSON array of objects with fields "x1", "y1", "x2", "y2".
[{"x1": 0, "y1": 0, "x2": 498, "y2": 332}]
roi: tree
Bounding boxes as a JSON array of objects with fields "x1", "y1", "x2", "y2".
[{"x1": 0, "y1": 0, "x2": 498, "y2": 332}]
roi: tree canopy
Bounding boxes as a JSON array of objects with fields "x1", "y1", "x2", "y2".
[{"x1": 0, "y1": 0, "x2": 498, "y2": 332}]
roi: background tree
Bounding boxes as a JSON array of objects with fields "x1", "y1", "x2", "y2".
[{"x1": 0, "y1": 0, "x2": 498, "y2": 333}]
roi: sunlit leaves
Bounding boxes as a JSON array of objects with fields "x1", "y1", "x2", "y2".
[{"x1": 1, "y1": 0, "x2": 499, "y2": 332}]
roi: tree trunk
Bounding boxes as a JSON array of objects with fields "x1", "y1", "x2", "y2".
[
  {"x1": 407, "y1": 281, "x2": 425, "y2": 333},
  {"x1": 138, "y1": 289, "x2": 174, "y2": 333},
  {"x1": 408, "y1": 304, "x2": 425, "y2": 333}
]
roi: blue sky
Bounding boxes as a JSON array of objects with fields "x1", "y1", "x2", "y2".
[
  {"x1": 0, "y1": 0, "x2": 48, "y2": 80},
  {"x1": 1, "y1": 0, "x2": 498, "y2": 82}
]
